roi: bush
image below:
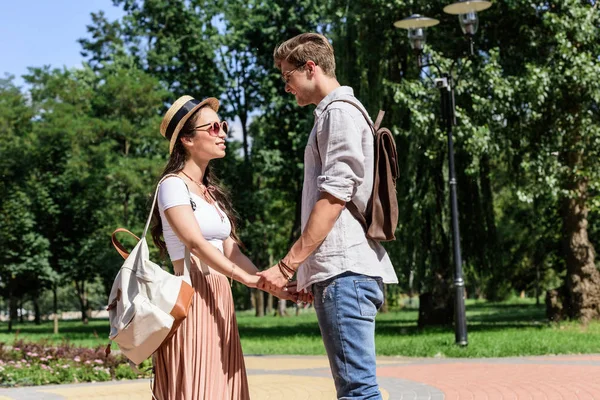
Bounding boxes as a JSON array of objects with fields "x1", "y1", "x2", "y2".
[{"x1": 0, "y1": 339, "x2": 151, "y2": 387}]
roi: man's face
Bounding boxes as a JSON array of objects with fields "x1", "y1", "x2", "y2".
[{"x1": 280, "y1": 59, "x2": 313, "y2": 107}]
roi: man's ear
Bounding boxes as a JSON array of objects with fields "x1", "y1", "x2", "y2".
[{"x1": 305, "y1": 60, "x2": 317, "y2": 75}]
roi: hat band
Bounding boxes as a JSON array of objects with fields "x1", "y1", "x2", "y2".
[{"x1": 165, "y1": 98, "x2": 201, "y2": 140}]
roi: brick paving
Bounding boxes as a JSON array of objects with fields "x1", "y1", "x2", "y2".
[{"x1": 0, "y1": 354, "x2": 598, "y2": 399}]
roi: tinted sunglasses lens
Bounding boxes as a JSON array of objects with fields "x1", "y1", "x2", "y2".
[
  {"x1": 207, "y1": 122, "x2": 219, "y2": 135},
  {"x1": 209, "y1": 122, "x2": 228, "y2": 136}
]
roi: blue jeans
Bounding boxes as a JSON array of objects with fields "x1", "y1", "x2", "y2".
[{"x1": 313, "y1": 272, "x2": 385, "y2": 400}]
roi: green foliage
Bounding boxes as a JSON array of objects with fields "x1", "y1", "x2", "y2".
[
  {"x1": 0, "y1": 56, "x2": 169, "y2": 322},
  {"x1": 1, "y1": 0, "x2": 599, "y2": 322}
]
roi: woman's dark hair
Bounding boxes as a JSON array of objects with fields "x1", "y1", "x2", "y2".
[{"x1": 151, "y1": 106, "x2": 241, "y2": 258}]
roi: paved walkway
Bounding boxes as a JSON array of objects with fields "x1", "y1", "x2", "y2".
[{"x1": 0, "y1": 354, "x2": 599, "y2": 399}]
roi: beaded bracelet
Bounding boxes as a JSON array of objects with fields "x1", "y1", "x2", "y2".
[{"x1": 278, "y1": 260, "x2": 295, "y2": 282}]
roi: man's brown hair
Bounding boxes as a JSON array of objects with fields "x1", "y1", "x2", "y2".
[{"x1": 273, "y1": 33, "x2": 336, "y2": 78}]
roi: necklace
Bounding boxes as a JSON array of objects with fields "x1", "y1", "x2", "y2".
[{"x1": 180, "y1": 170, "x2": 225, "y2": 222}]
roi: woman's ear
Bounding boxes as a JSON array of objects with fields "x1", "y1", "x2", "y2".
[{"x1": 180, "y1": 135, "x2": 194, "y2": 149}]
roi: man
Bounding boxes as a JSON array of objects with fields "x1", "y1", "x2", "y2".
[{"x1": 258, "y1": 33, "x2": 398, "y2": 400}]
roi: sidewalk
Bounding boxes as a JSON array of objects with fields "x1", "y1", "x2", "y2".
[{"x1": 0, "y1": 354, "x2": 599, "y2": 399}]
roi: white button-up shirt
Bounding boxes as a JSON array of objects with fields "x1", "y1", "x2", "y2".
[{"x1": 296, "y1": 86, "x2": 398, "y2": 291}]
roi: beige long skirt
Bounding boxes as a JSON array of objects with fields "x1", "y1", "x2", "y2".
[{"x1": 152, "y1": 267, "x2": 250, "y2": 400}]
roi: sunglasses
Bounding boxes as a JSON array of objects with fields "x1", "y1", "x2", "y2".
[
  {"x1": 281, "y1": 62, "x2": 307, "y2": 83},
  {"x1": 193, "y1": 121, "x2": 229, "y2": 136}
]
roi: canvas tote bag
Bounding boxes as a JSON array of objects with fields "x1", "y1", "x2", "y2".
[{"x1": 106, "y1": 174, "x2": 199, "y2": 365}]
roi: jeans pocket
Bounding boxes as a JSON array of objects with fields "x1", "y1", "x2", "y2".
[
  {"x1": 354, "y1": 279, "x2": 384, "y2": 317},
  {"x1": 313, "y1": 280, "x2": 336, "y2": 311}
]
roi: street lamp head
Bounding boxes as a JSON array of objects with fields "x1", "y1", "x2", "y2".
[
  {"x1": 393, "y1": 14, "x2": 440, "y2": 52},
  {"x1": 458, "y1": 11, "x2": 479, "y2": 36},
  {"x1": 407, "y1": 28, "x2": 427, "y2": 52},
  {"x1": 443, "y1": 0, "x2": 492, "y2": 15},
  {"x1": 443, "y1": 1, "x2": 491, "y2": 37}
]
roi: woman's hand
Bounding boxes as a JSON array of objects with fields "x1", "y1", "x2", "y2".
[
  {"x1": 257, "y1": 263, "x2": 289, "y2": 292},
  {"x1": 241, "y1": 272, "x2": 260, "y2": 288}
]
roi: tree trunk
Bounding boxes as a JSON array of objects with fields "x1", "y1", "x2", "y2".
[
  {"x1": 266, "y1": 293, "x2": 273, "y2": 316},
  {"x1": 277, "y1": 298, "x2": 288, "y2": 317},
  {"x1": 240, "y1": 113, "x2": 250, "y2": 167},
  {"x1": 561, "y1": 183, "x2": 599, "y2": 322},
  {"x1": 288, "y1": 185, "x2": 303, "y2": 245},
  {"x1": 418, "y1": 277, "x2": 454, "y2": 328},
  {"x1": 250, "y1": 288, "x2": 256, "y2": 310},
  {"x1": 408, "y1": 269, "x2": 415, "y2": 307},
  {"x1": 254, "y1": 289, "x2": 264, "y2": 317},
  {"x1": 19, "y1": 299, "x2": 24, "y2": 323},
  {"x1": 33, "y1": 295, "x2": 41, "y2": 325},
  {"x1": 480, "y1": 155, "x2": 498, "y2": 275},
  {"x1": 53, "y1": 283, "x2": 59, "y2": 334},
  {"x1": 75, "y1": 280, "x2": 89, "y2": 324},
  {"x1": 380, "y1": 284, "x2": 389, "y2": 313},
  {"x1": 418, "y1": 155, "x2": 454, "y2": 328},
  {"x1": 123, "y1": 191, "x2": 129, "y2": 225},
  {"x1": 8, "y1": 293, "x2": 18, "y2": 332},
  {"x1": 547, "y1": 138, "x2": 600, "y2": 322},
  {"x1": 535, "y1": 265, "x2": 540, "y2": 306},
  {"x1": 457, "y1": 152, "x2": 485, "y2": 295}
]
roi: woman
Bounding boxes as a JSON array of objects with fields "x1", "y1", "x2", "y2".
[{"x1": 150, "y1": 95, "x2": 298, "y2": 399}]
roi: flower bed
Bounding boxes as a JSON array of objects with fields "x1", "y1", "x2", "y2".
[{"x1": 0, "y1": 340, "x2": 151, "y2": 387}]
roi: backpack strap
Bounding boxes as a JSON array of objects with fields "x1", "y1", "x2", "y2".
[
  {"x1": 325, "y1": 99, "x2": 375, "y2": 134},
  {"x1": 374, "y1": 110, "x2": 385, "y2": 131},
  {"x1": 319, "y1": 99, "x2": 385, "y2": 234}
]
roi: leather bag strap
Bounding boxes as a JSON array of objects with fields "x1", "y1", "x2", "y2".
[{"x1": 111, "y1": 228, "x2": 140, "y2": 260}]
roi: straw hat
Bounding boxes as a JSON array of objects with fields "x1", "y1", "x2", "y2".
[{"x1": 160, "y1": 95, "x2": 220, "y2": 154}]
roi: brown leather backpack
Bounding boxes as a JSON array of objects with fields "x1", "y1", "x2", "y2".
[{"x1": 323, "y1": 99, "x2": 399, "y2": 241}]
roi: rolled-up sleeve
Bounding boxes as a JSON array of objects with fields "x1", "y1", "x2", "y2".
[{"x1": 316, "y1": 108, "x2": 365, "y2": 202}]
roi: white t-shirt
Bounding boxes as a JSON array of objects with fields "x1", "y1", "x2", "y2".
[{"x1": 157, "y1": 176, "x2": 231, "y2": 261}]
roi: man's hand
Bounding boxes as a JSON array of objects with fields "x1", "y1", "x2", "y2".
[
  {"x1": 264, "y1": 281, "x2": 313, "y2": 304},
  {"x1": 267, "y1": 286, "x2": 298, "y2": 302},
  {"x1": 285, "y1": 281, "x2": 314, "y2": 304},
  {"x1": 296, "y1": 290, "x2": 313, "y2": 304},
  {"x1": 257, "y1": 263, "x2": 289, "y2": 292}
]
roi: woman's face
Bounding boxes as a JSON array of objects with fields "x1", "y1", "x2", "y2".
[{"x1": 184, "y1": 107, "x2": 227, "y2": 161}]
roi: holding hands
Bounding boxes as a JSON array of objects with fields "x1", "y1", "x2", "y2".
[
  {"x1": 257, "y1": 262, "x2": 313, "y2": 304},
  {"x1": 257, "y1": 261, "x2": 290, "y2": 292}
]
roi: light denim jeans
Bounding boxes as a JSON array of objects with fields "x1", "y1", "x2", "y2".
[{"x1": 313, "y1": 272, "x2": 385, "y2": 400}]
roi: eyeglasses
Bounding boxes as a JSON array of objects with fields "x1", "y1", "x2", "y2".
[
  {"x1": 281, "y1": 62, "x2": 307, "y2": 83},
  {"x1": 193, "y1": 121, "x2": 229, "y2": 136}
]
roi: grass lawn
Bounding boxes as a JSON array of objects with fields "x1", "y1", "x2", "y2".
[{"x1": 1, "y1": 299, "x2": 599, "y2": 358}]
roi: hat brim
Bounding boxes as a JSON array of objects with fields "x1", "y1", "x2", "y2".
[{"x1": 168, "y1": 97, "x2": 220, "y2": 154}]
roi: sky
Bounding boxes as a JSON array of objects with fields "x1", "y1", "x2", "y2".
[
  {"x1": 0, "y1": 1, "x2": 249, "y2": 142},
  {"x1": 0, "y1": 1, "x2": 125, "y2": 87}
]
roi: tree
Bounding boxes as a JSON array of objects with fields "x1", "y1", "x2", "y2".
[
  {"x1": 0, "y1": 78, "x2": 55, "y2": 330},
  {"x1": 21, "y1": 57, "x2": 168, "y2": 323},
  {"x1": 508, "y1": 0, "x2": 600, "y2": 322}
]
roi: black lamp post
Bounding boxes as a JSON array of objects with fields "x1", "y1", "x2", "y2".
[{"x1": 394, "y1": 0, "x2": 492, "y2": 347}]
